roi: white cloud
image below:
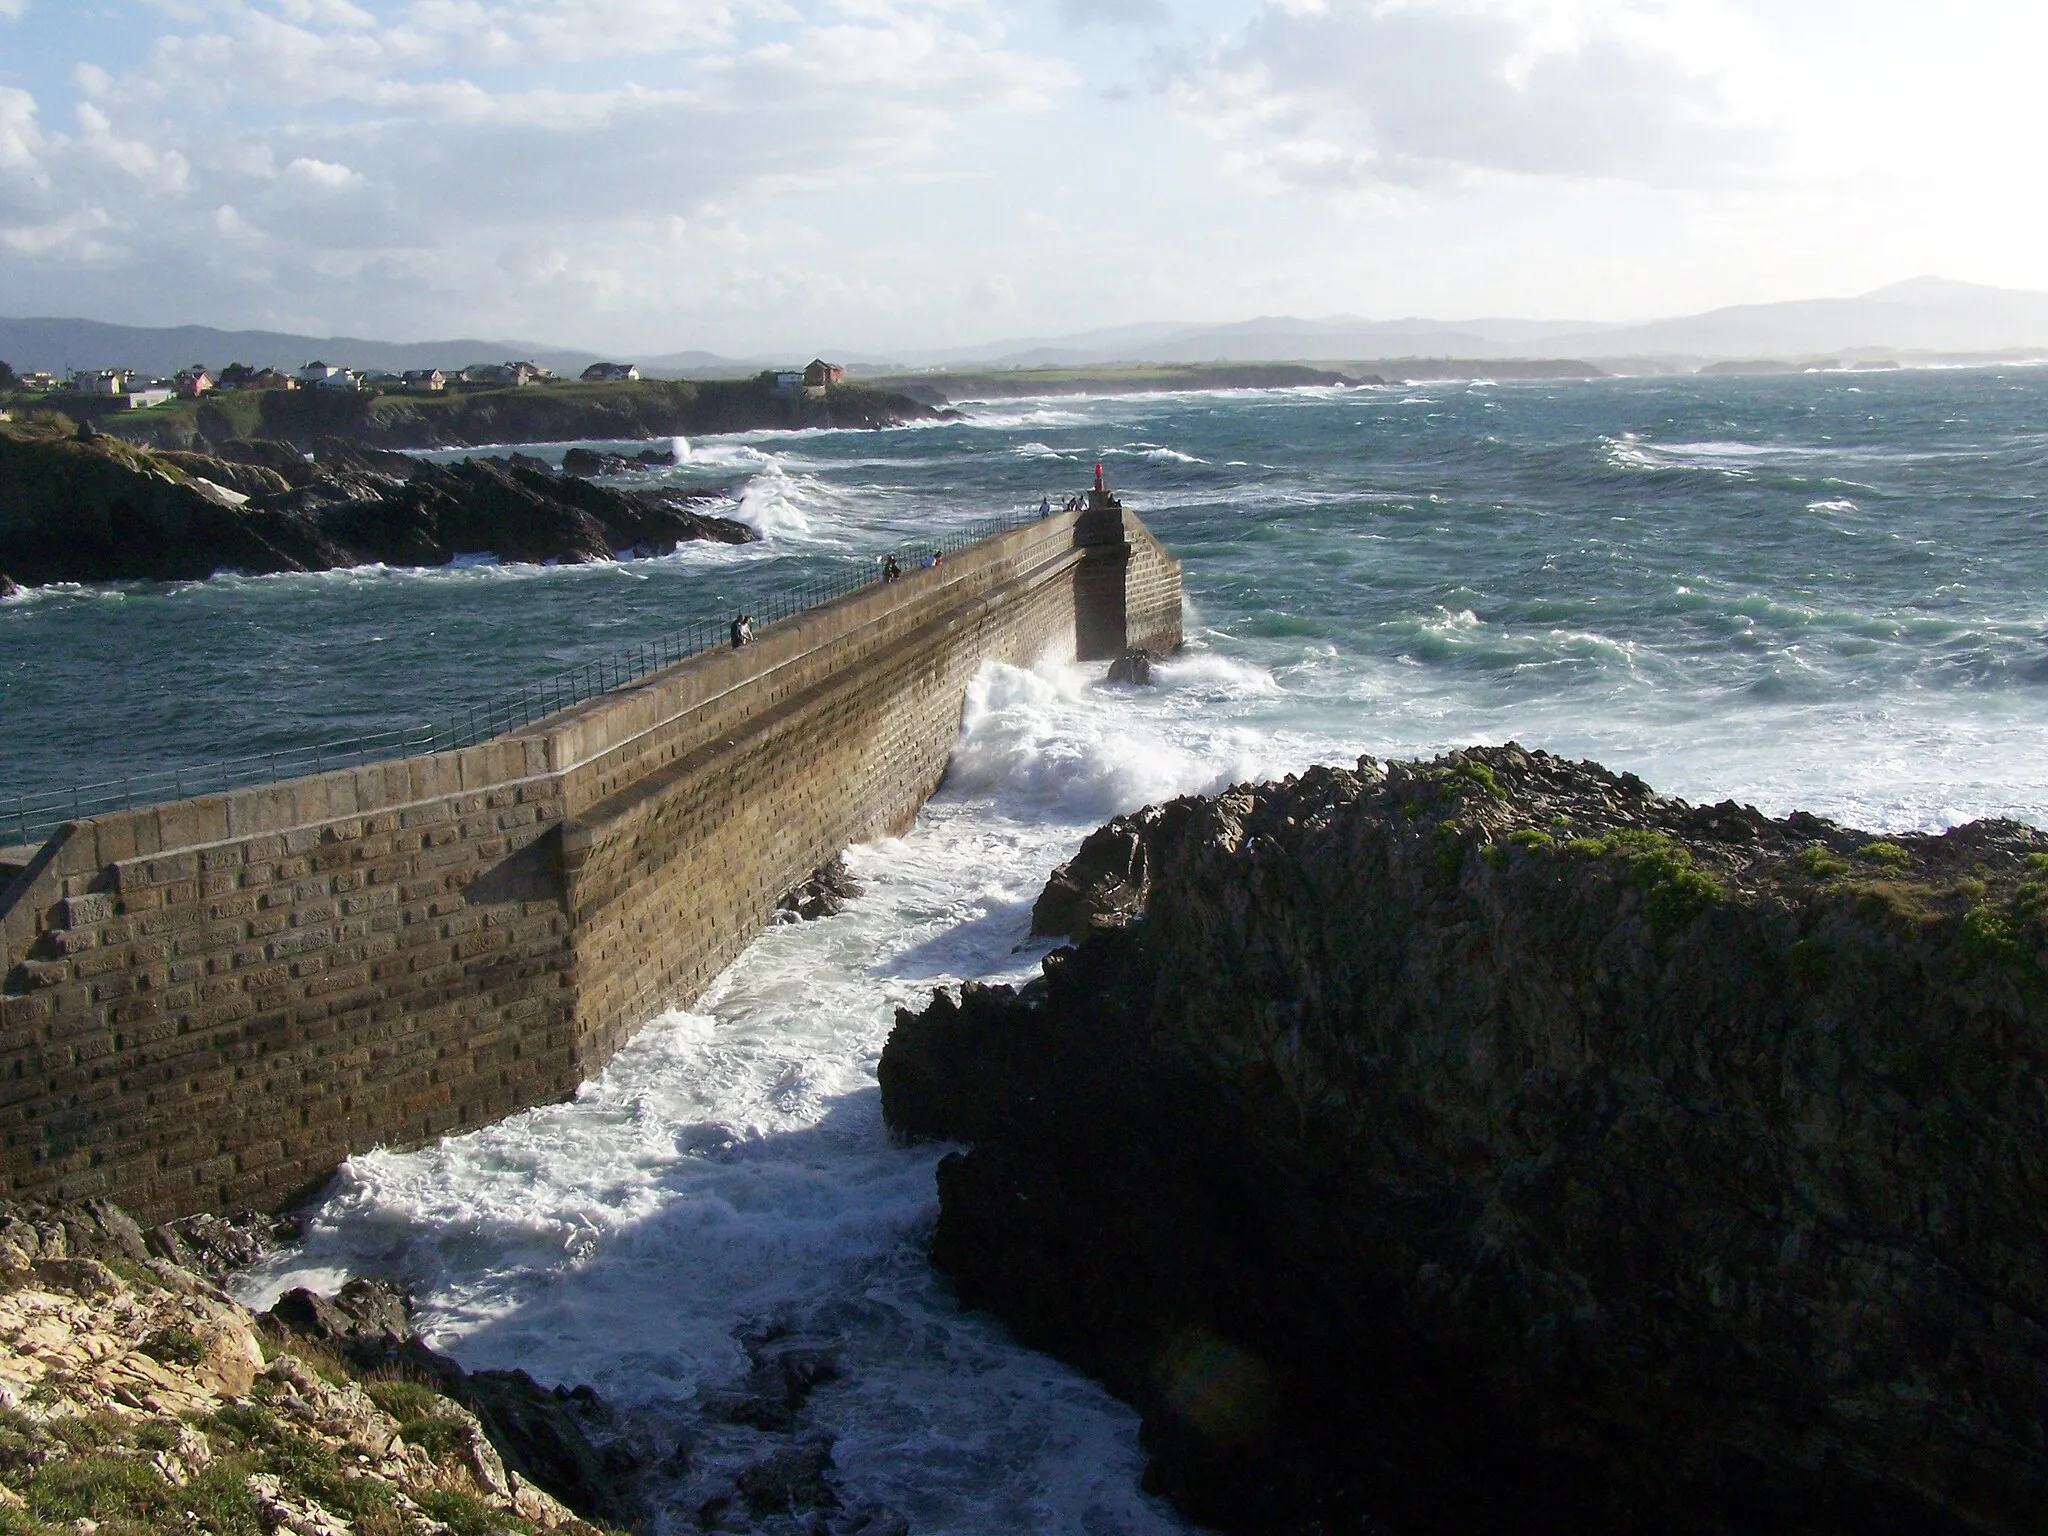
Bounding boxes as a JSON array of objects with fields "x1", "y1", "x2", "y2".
[
  {"x1": 0, "y1": 0, "x2": 1076, "y2": 346},
  {"x1": 0, "y1": 88, "x2": 43, "y2": 178},
  {"x1": 284, "y1": 155, "x2": 363, "y2": 188},
  {"x1": 1183, "y1": 0, "x2": 1782, "y2": 191},
  {"x1": 1058, "y1": 0, "x2": 1170, "y2": 27},
  {"x1": 0, "y1": 0, "x2": 29, "y2": 19}
]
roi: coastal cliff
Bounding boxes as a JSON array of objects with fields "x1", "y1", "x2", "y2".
[
  {"x1": 0, "y1": 424, "x2": 751, "y2": 583},
  {"x1": 880, "y1": 746, "x2": 2048, "y2": 1534}
]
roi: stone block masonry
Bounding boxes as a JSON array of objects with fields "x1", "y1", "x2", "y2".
[{"x1": 0, "y1": 508, "x2": 1181, "y2": 1222}]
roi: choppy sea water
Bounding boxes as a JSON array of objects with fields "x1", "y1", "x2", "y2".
[{"x1": 6, "y1": 371, "x2": 2048, "y2": 1530}]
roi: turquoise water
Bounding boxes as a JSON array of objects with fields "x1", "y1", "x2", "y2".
[
  {"x1": 6, "y1": 368, "x2": 2046, "y2": 830},
  {"x1": 12, "y1": 370, "x2": 2048, "y2": 1532}
]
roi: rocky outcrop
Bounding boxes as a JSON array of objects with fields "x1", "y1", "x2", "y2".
[
  {"x1": 0, "y1": 1198, "x2": 610, "y2": 1534},
  {"x1": 881, "y1": 746, "x2": 2048, "y2": 1535},
  {"x1": 562, "y1": 445, "x2": 678, "y2": 476},
  {"x1": 0, "y1": 423, "x2": 753, "y2": 582},
  {"x1": 260, "y1": 1273, "x2": 644, "y2": 1529},
  {"x1": 1106, "y1": 646, "x2": 1158, "y2": 686},
  {"x1": 775, "y1": 856, "x2": 866, "y2": 922}
]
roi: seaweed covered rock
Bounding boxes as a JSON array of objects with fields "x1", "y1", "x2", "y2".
[{"x1": 880, "y1": 745, "x2": 2048, "y2": 1535}]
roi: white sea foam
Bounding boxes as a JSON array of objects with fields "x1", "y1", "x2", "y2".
[{"x1": 239, "y1": 654, "x2": 1290, "y2": 1532}]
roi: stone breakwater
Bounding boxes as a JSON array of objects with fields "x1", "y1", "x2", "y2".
[
  {"x1": 880, "y1": 745, "x2": 2048, "y2": 1535},
  {"x1": 0, "y1": 503, "x2": 1181, "y2": 1223}
]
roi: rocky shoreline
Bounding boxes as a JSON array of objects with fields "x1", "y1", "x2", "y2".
[
  {"x1": 0, "y1": 1194, "x2": 932, "y2": 1535},
  {"x1": 0, "y1": 424, "x2": 753, "y2": 584},
  {"x1": 881, "y1": 745, "x2": 2048, "y2": 1534},
  {"x1": 0, "y1": 1197, "x2": 632, "y2": 1535}
]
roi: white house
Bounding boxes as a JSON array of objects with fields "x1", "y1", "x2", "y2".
[
  {"x1": 298, "y1": 360, "x2": 342, "y2": 384},
  {"x1": 581, "y1": 362, "x2": 640, "y2": 382},
  {"x1": 315, "y1": 369, "x2": 363, "y2": 392}
]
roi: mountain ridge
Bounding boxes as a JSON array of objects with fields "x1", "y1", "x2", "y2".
[{"x1": 8, "y1": 279, "x2": 2048, "y2": 379}]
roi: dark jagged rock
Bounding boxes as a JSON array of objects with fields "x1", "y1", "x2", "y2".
[
  {"x1": 264, "y1": 1278, "x2": 417, "y2": 1360},
  {"x1": 703, "y1": 1319, "x2": 843, "y2": 1431},
  {"x1": 452, "y1": 1366, "x2": 643, "y2": 1528},
  {"x1": 562, "y1": 445, "x2": 679, "y2": 476},
  {"x1": 881, "y1": 745, "x2": 2048, "y2": 1536},
  {"x1": 212, "y1": 436, "x2": 319, "y2": 486},
  {"x1": 311, "y1": 435, "x2": 422, "y2": 479},
  {"x1": 1030, "y1": 820, "x2": 1150, "y2": 936},
  {"x1": 732, "y1": 1437, "x2": 838, "y2": 1520},
  {"x1": 0, "y1": 573, "x2": 16, "y2": 599},
  {"x1": 0, "y1": 428, "x2": 359, "y2": 581},
  {"x1": 776, "y1": 856, "x2": 866, "y2": 922},
  {"x1": 156, "y1": 449, "x2": 295, "y2": 499},
  {"x1": 0, "y1": 423, "x2": 755, "y2": 582},
  {"x1": 1106, "y1": 646, "x2": 1157, "y2": 685},
  {"x1": 144, "y1": 1210, "x2": 294, "y2": 1281},
  {"x1": 0, "y1": 1196, "x2": 167, "y2": 1271}
]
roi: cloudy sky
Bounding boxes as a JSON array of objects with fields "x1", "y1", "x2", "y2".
[{"x1": 2, "y1": 0, "x2": 2044, "y2": 352}]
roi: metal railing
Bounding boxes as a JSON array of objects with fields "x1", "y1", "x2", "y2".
[{"x1": 3, "y1": 511, "x2": 1046, "y2": 849}]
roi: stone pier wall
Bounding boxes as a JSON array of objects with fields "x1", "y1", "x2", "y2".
[{"x1": 0, "y1": 509, "x2": 1180, "y2": 1221}]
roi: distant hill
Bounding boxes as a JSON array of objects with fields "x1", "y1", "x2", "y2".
[
  {"x1": 1531, "y1": 280, "x2": 2048, "y2": 360},
  {"x1": 12, "y1": 279, "x2": 2048, "y2": 384},
  {"x1": 866, "y1": 279, "x2": 2048, "y2": 368}
]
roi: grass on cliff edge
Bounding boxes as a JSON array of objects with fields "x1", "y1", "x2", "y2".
[{"x1": 0, "y1": 1267, "x2": 629, "y2": 1536}]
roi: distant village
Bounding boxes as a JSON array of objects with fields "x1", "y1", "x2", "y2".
[{"x1": 0, "y1": 356, "x2": 848, "y2": 412}]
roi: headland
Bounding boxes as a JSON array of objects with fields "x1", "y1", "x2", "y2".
[{"x1": 883, "y1": 745, "x2": 2048, "y2": 1534}]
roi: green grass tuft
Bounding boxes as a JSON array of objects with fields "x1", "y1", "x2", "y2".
[
  {"x1": 1797, "y1": 845, "x2": 1850, "y2": 878},
  {"x1": 413, "y1": 1487, "x2": 536, "y2": 1536},
  {"x1": 1567, "y1": 829, "x2": 1725, "y2": 934},
  {"x1": 141, "y1": 1326, "x2": 207, "y2": 1368},
  {"x1": 363, "y1": 1380, "x2": 443, "y2": 1422},
  {"x1": 1961, "y1": 903, "x2": 2021, "y2": 966},
  {"x1": 397, "y1": 1416, "x2": 471, "y2": 1461},
  {"x1": 1452, "y1": 760, "x2": 1504, "y2": 798},
  {"x1": 1857, "y1": 841, "x2": 1912, "y2": 869}
]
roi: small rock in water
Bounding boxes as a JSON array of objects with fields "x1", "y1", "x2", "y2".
[
  {"x1": 0, "y1": 573, "x2": 18, "y2": 599},
  {"x1": 1106, "y1": 647, "x2": 1157, "y2": 686},
  {"x1": 776, "y1": 856, "x2": 865, "y2": 922},
  {"x1": 563, "y1": 445, "x2": 679, "y2": 477}
]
